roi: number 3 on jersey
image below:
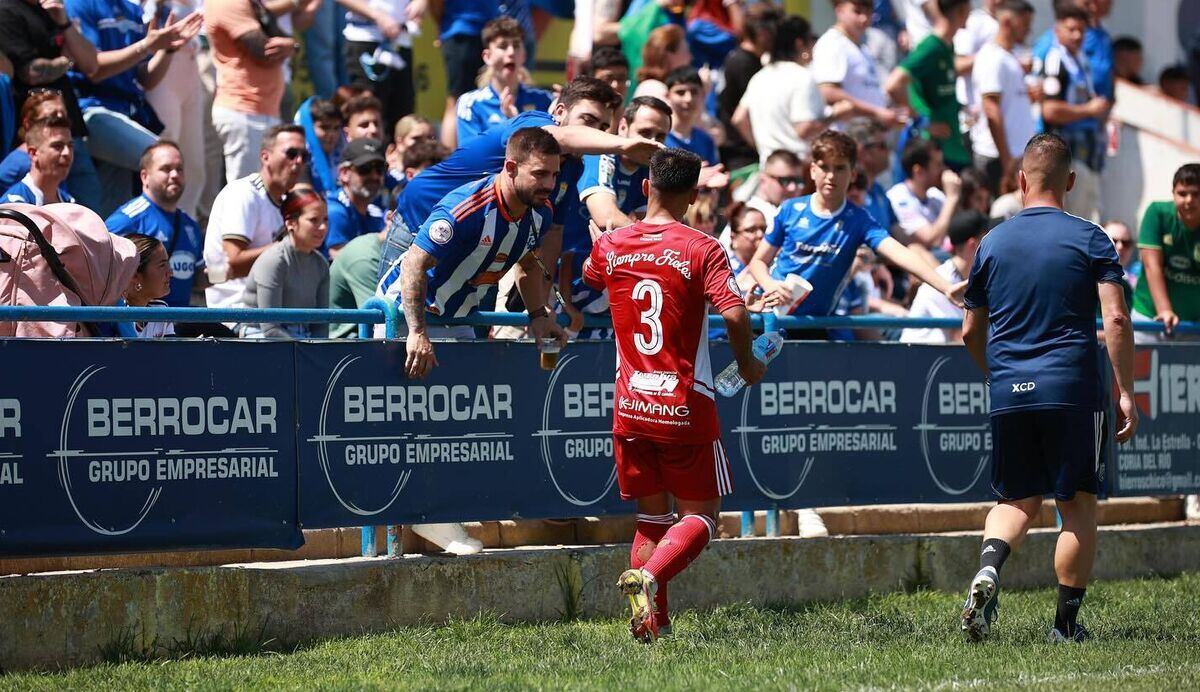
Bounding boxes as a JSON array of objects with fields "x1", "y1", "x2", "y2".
[{"x1": 632, "y1": 278, "x2": 663, "y2": 355}]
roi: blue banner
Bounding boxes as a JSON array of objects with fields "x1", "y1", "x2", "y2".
[
  {"x1": 295, "y1": 341, "x2": 1009, "y2": 527},
  {"x1": 1110, "y1": 345, "x2": 1200, "y2": 495},
  {"x1": 0, "y1": 340, "x2": 302, "y2": 557},
  {"x1": 3, "y1": 338, "x2": 1196, "y2": 556}
]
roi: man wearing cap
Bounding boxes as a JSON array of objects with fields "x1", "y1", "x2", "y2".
[
  {"x1": 901, "y1": 210, "x2": 992, "y2": 344},
  {"x1": 325, "y1": 138, "x2": 387, "y2": 258}
]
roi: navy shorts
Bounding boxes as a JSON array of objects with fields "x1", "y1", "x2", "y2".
[
  {"x1": 990, "y1": 409, "x2": 1106, "y2": 501},
  {"x1": 442, "y1": 34, "x2": 485, "y2": 97}
]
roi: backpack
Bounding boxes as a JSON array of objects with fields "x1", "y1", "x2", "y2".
[{"x1": 0, "y1": 203, "x2": 138, "y2": 338}]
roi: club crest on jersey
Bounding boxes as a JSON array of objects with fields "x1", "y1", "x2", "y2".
[
  {"x1": 727, "y1": 276, "x2": 740, "y2": 295},
  {"x1": 629, "y1": 371, "x2": 680, "y2": 397},
  {"x1": 429, "y1": 219, "x2": 453, "y2": 245}
]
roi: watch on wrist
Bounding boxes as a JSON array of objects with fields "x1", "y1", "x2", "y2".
[
  {"x1": 528, "y1": 305, "x2": 552, "y2": 322},
  {"x1": 55, "y1": 19, "x2": 73, "y2": 30}
]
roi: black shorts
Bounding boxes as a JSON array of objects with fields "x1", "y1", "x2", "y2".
[
  {"x1": 441, "y1": 34, "x2": 485, "y2": 97},
  {"x1": 990, "y1": 409, "x2": 1106, "y2": 501}
]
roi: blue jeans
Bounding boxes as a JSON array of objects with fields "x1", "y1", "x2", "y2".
[
  {"x1": 303, "y1": 1, "x2": 348, "y2": 99},
  {"x1": 66, "y1": 136, "x2": 103, "y2": 212},
  {"x1": 82, "y1": 107, "x2": 159, "y2": 217}
]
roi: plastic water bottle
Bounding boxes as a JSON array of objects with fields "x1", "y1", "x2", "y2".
[{"x1": 715, "y1": 332, "x2": 784, "y2": 397}]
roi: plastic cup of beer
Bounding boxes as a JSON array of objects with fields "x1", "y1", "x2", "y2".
[
  {"x1": 774, "y1": 273, "x2": 814, "y2": 317},
  {"x1": 539, "y1": 337, "x2": 562, "y2": 371}
]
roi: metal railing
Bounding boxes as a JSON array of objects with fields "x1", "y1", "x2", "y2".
[{"x1": 2, "y1": 301, "x2": 1196, "y2": 554}]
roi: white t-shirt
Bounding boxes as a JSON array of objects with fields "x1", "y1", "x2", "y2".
[
  {"x1": 954, "y1": 8, "x2": 999, "y2": 109},
  {"x1": 886, "y1": 182, "x2": 946, "y2": 237},
  {"x1": 900, "y1": 259, "x2": 963, "y2": 344},
  {"x1": 898, "y1": 0, "x2": 933, "y2": 46},
  {"x1": 739, "y1": 61, "x2": 826, "y2": 163},
  {"x1": 970, "y1": 41, "x2": 1036, "y2": 160},
  {"x1": 343, "y1": 0, "x2": 414, "y2": 47},
  {"x1": 203, "y1": 173, "x2": 284, "y2": 310},
  {"x1": 812, "y1": 28, "x2": 886, "y2": 110}
]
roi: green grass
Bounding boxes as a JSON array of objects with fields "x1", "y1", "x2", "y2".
[{"x1": 5, "y1": 573, "x2": 1200, "y2": 690}]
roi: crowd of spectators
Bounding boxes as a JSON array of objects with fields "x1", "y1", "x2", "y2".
[{"x1": 0, "y1": 0, "x2": 1198, "y2": 351}]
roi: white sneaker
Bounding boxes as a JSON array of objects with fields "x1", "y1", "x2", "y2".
[
  {"x1": 1186, "y1": 495, "x2": 1200, "y2": 521},
  {"x1": 411, "y1": 522, "x2": 484, "y2": 555},
  {"x1": 797, "y1": 508, "x2": 829, "y2": 538}
]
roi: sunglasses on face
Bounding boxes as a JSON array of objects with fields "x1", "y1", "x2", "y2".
[
  {"x1": 864, "y1": 140, "x2": 888, "y2": 150},
  {"x1": 768, "y1": 174, "x2": 805, "y2": 187},
  {"x1": 1112, "y1": 238, "x2": 1131, "y2": 246},
  {"x1": 355, "y1": 162, "x2": 387, "y2": 176},
  {"x1": 283, "y1": 147, "x2": 312, "y2": 163},
  {"x1": 737, "y1": 223, "x2": 767, "y2": 234}
]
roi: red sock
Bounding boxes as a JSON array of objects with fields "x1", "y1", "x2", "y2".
[
  {"x1": 632, "y1": 513, "x2": 674, "y2": 623},
  {"x1": 642, "y1": 514, "x2": 715, "y2": 586}
]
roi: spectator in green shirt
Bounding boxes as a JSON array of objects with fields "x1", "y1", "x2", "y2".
[
  {"x1": 328, "y1": 139, "x2": 447, "y2": 338},
  {"x1": 1133, "y1": 163, "x2": 1200, "y2": 343},
  {"x1": 884, "y1": 0, "x2": 973, "y2": 171}
]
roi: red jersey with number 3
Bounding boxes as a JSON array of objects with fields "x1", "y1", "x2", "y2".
[{"x1": 582, "y1": 220, "x2": 744, "y2": 443}]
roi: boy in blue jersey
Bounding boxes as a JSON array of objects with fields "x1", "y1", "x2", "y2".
[
  {"x1": 959, "y1": 133, "x2": 1137, "y2": 644},
  {"x1": 663, "y1": 67, "x2": 718, "y2": 166},
  {"x1": 563, "y1": 96, "x2": 673, "y2": 322},
  {"x1": 3, "y1": 117, "x2": 75, "y2": 205},
  {"x1": 106, "y1": 141, "x2": 202, "y2": 307},
  {"x1": 382, "y1": 76, "x2": 659, "y2": 295},
  {"x1": 383, "y1": 127, "x2": 568, "y2": 379},
  {"x1": 456, "y1": 17, "x2": 554, "y2": 144},
  {"x1": 747, "y1": 130, "x2": 965, "y2": 324},
  {"x1": 324, "y1": 138, "x2": 386, "y2": 258}
]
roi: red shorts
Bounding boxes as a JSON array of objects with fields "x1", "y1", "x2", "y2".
[{"x1": 614, "y1": 436, "x2": 733, "y2": 501}]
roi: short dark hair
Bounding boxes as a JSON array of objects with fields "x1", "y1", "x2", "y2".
[
  {"x1": 664, "y1": 66, "x2": 702, "y2": 90},
  {"x1": 1173, "y1": 163, "x2": 1200, "y2": 190},
  {"x1": 830, "y1": 0, "x2": 872, "y2": 8},
  {"x1": 812, "y1": 130, "x2": 857, "y2": 168},
  {"x1": 26, "y1": 115, "x2": 72, "y2": 147},
  {"x1": 771, "y1": 15, "x2": 812, "y2": 63},
  {"x1": 341, "y1": 94, "x2": 383, "y2": 122},
  {"x1": 623, "y1": 95, "x2": 672, "y2": 127},
  {"x1": 262, "y1": 124, "x2": 306, "y2": 152},
  {"x1": 937, "y1": 0, "x2": 970, "y2": 17},
  {"x1": 481, "y1": 16, "x2": 523, "y2": 47},
  {"x1": 1112, "y1": 35, "x2": 1142, "y2": 53},
  {"x1": 649, "y1": 148, "x2": 701, "y2": 195},
  {"x1": 506, "y1": 127, "x2": 563, "y2": 163},
  {"x1": 1054, "y1": 3, "x2": 1089, "y2": 23},
  {"x1": 764, "y1": 149, "x2": 803, "y2": 169},
  {"x1": 123, "y1": 232, "x2": 165, "y2": 273},
  {"x1": 138, "y1": 140, "x2": 181, "y2": 172},
  {"x1": 559, "y1": 76, "x2": 622, "y2": 113},
  {"x1": 403, "y1": 139, "x2": 449, "y2": 171},
  {"x1": 845, "y1": 117, "x2": 886, "y2": 145},
  {"x1": 585, "y1": 46, "x2": 629, "y2": 75},
  {"x1": 743, "y1": 2, "x2": 783, "y2": 45},
  {"x1": 948, "y1": 210, "x2": 990, "y2": 247},
  {"x1": 996, "y1": 0, "x2": 1034, "y2": 15},
  {"x1": 1021, "y1": 132, "x2": 1073, "y2": 191},
  {"x1": 1160, "y1": 64, "x2": 1189, "y2": 85},
  {"x1": 900, "y1": 138, "x2": 939, "y2": 175},
  {"x1": 310, "y1": 98, "x2": 341, "y2": 124}
]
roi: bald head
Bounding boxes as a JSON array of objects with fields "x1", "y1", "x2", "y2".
[{"x1": 1020, "y1": 133, "x2": 1074, "y2": 198}]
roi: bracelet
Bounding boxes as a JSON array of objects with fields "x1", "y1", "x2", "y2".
[
  {"x1": 55, "y1": 19, "x2": 72, "y2": 31},
  {"x1": 527, "y1": 305, "x2": 553, "y2": 321}
]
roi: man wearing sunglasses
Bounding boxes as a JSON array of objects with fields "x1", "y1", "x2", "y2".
[
  {"x1": 324, "y1": 138, "x2": 387, "y2": 259},
  {"x1": 204, "y1": 123, "x2": 308, "y2": 315}
]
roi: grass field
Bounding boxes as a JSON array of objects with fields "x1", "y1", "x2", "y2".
[{"x1": 5, "y1": 572, "x2": 1200, "y2": 690}]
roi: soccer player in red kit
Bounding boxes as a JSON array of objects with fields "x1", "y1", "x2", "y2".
[{"x1": 582, "y1": 148, "x2": 767, "y2": 642}]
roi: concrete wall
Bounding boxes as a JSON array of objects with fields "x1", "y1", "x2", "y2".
[{"x1": 2, "y1": 522, "x2": 1197, "y2": 671}]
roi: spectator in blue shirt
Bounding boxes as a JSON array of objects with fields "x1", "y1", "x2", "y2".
[
  {"x1": 3, "y1": 116, "x2": 75, "y2": 205},
  {"x1": 325, "y1": 138, "x2": 387, "y2": 258},
  {"x1": 105, "y1": 141, "x2": 202, "y2": 307},
  {"x1": 455, "y1": 16, "x2": 553, "y2": 144},
  {"x1": 1032, "y1": 0, "x2": 1113, "y2": 100},
  {"x1": 747, "y1": 130, "x2": 964, "y2": 322},
  {"x1": 663, "y1": 66, "x2": 718, "y2": 165},
  {"x1": 0, "y1": 89, "x2": 70, "y2": 192},
  {"x1": 845, "y1": 117, "x2": 897, "y2": 232},
  {"x1": 295, "y1": 97, "x2": 343, "y2": 195},
  {"x1": 64, "y1": 0, "x2": 202, "y2": 215}
]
